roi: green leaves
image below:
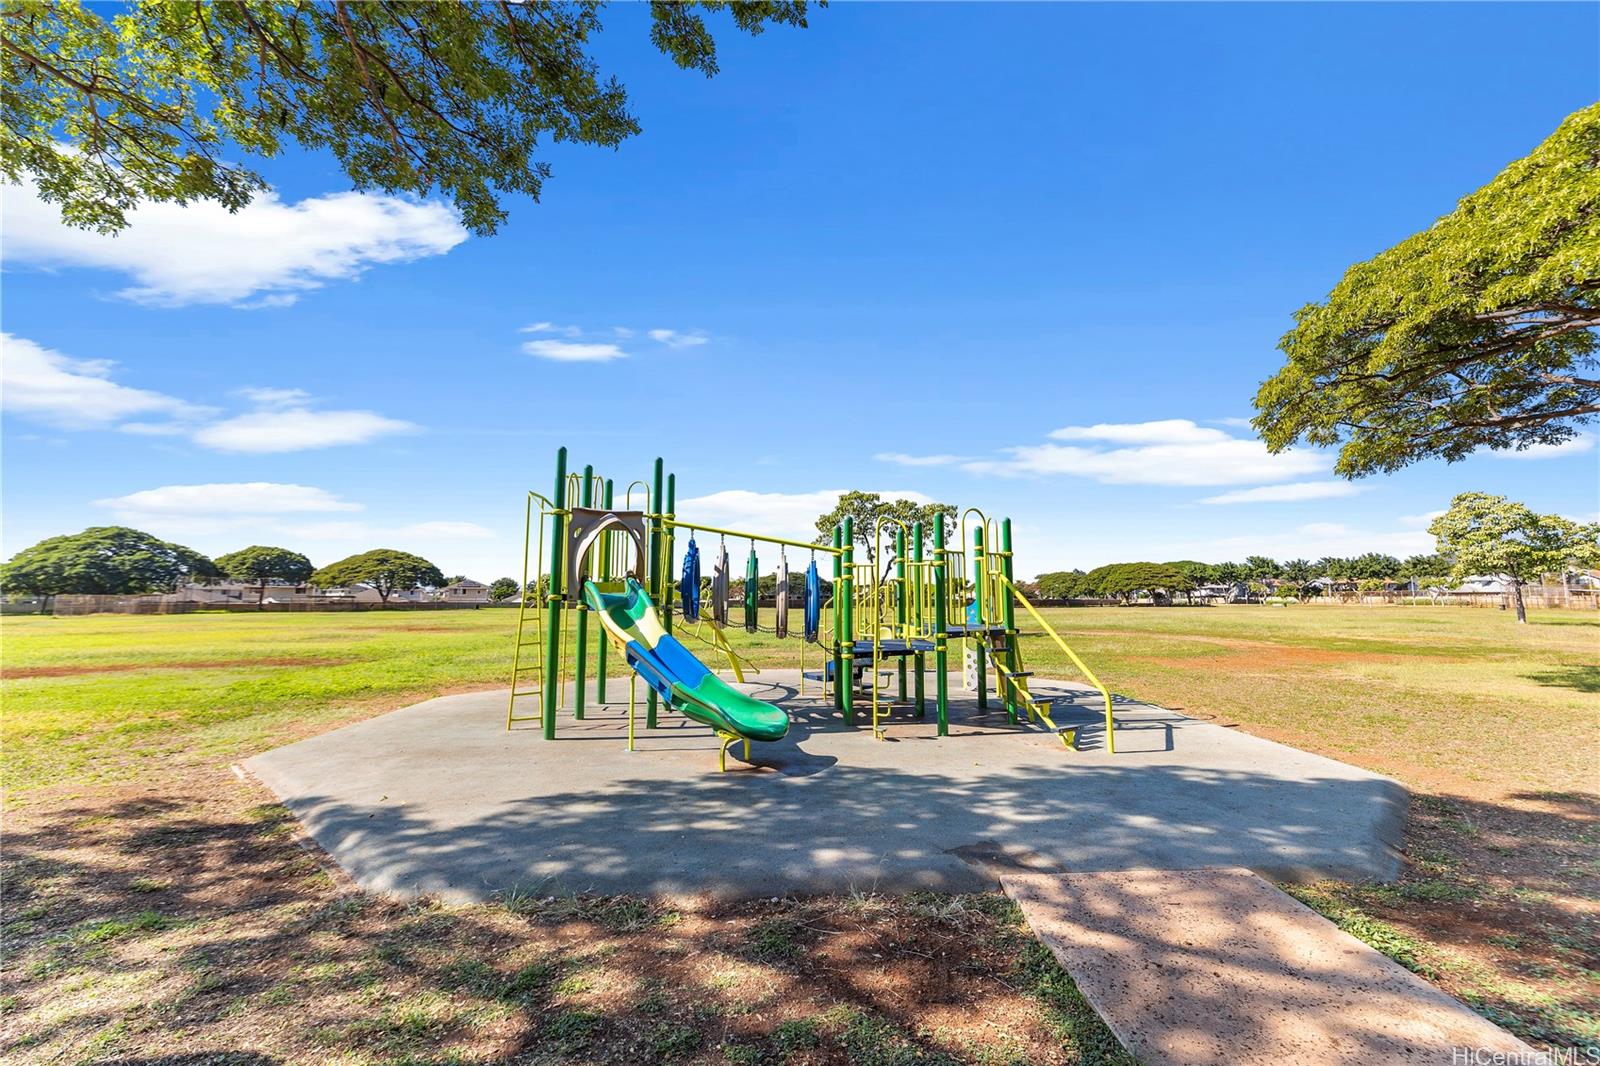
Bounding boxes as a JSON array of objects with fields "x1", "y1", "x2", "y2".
[
  {"x1": 2, "y1": 0, "x2": 816, "y2": 235},
  {"x1": 1254, "y1": 103, "x2": 1600, "y2": 476},
  {"x1": 310, "y1": 548, "x2": 444, "y2": 601},
  {"x1": 0, "y1": 527, "x2": 220, "y2": 594},
  {"x1": 214, "y1": 546, "x2": 314, "y2": 588},
  {"x1": 1428, "y1": 493, "x2": 1600, "y2": 584}
]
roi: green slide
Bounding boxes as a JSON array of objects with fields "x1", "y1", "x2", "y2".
[{"x1": 583, "y1": 579, "x2": 789, "y2": 754}]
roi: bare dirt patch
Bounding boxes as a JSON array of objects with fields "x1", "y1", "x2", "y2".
[{"x1": 4, "y1": 656, "x2": 352, "y2": 679}]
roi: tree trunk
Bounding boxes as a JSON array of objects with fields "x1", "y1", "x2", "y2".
[
  {"x1": 258, "y1": 580, "x2": 267, "y2": 608},
  {"x1": 1509, "y1": 577, "x2": 1527, "y2": 623}
]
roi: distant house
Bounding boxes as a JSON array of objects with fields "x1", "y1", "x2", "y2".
[
  {"x1": 174, "y1": 580, "x2": 314, "y2": 604},
  {"x1": 435, "y1": 579, "x2": 491, "y2": 604},
  {"x1": 1192, "y1": 582, "x2": 1246, "y2": 602},
  {"x1": 1451, "y1": 574, "x2": 1512, "y2": 595},
  {"x1": 318, "y1": 585, "x2": 427, "y2": 604}
]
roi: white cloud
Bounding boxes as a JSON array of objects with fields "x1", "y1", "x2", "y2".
[
  {"x1": 0, "y1": 333, "x2": 210, "y2": 428},
  {"x1": 2, "y1": 182, "x2": 466, "y2": 307},
  {"x1": 97, "y1": 483, "x2": 362, "y2": 517},
  {"x1": 1197, "y1": 481, "x2": 1366, "y2": 505},
  {"x1": 234, "y1": 386, "x2": 313, "y2": 408},
  {"x1": 1048, "y1": 419, "x2": 1233, "y2": 445},
  {"x1": 92, "y1": 483, "x2": 498, "y2": 565},
  {"x1": 3, "y1": 337, "x2": 419, "y2": 453},
  {"x1": 192, "y1": 407, "x2": 417, "y2": 453},
  {"x1": 519, "y1": 322, "x2": 582, "y2": 337},
  {"x1": 648, "y1": 328, "x2": 709, "y2": 349},
  {"x1": 874, "y1": 452, "x2": 968, "y2": 467},
  {"x1": 1489, "y1": 435, "x2": 1596, "y2": 460},
  {"x1": 962, "y1": 418, "x2": 1326, "y2": 487},
  {"x1": 521, "y1": 339, "x2": 628, "y2": 362},
  {"x1": 676, "y1": 488, "x2": 933, "y2": 543},
  {"x1": 1398, "y1": 510, "x2": 1446, "y2": 529}
]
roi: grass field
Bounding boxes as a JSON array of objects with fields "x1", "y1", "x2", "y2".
[{"x1": 3, "y1": 604, "x2": 1597, "y2": 1060}]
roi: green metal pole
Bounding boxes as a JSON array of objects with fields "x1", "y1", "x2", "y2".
[
  {"x1": 541, "y1": 447, "x2": 568, "y2": 740},
  {"x1": 573, "y1": 464, "x2": 593, "y2": 720},
  {"x1": 895, "y1": 526, "x2": 907, "y2": 702},
  {"x1": 973, "y1": 524, "x2": 987, "y2": 711},
  {"x1": 663, "y1": 473, "x2": 676, "y2": 635},
  {"x1": 597, "y1": 478, "x2": 613, "y2": 703},
  {"x1": 832, "y1": 526, "x2": 843, "y2": 711},
  {"x1": 913, "y1": 521, "x2": 925, "y2": 719},
  {"x1": 1001, "y1": 517, "x2": 1019, "y2": 725},
  {"x1": 840, "y1": 517, "x2": 855, "y2": 728},
  {"x1": 647, "y1": 457, "x2": 663, "y2": 729},
  {"x1": 933, "y1": 517, "x2": 949, "y2": 736}
]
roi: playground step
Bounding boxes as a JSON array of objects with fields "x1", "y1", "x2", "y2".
[{"x1": 999, "y1": 868, "x2": 1533, "y2": 1065}]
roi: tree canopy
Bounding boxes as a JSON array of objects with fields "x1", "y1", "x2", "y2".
[
  {"x1": 215, "y1": 545, "x2": 313, "y2": 603},
  {"x1": 0, "y1": 526, "x2": 220, "y2": 595},
  {"x1": 1428, "y1": 492, "x2": 1599, "y2": 623},
  {"x1": 311, "y1": 548, "x2": 444, "y2": 602},
  {"x1": 1253, "y1": 103, "x2": 1600, "y2": 476},
  {"x1": 489, "y1": 577, "x2": 519, "y2": 602},
  {"x1": 3, "y1": 0, "x2": 814, "y2": 235},
  {"x1": 813, "y1": 492, "x2": 956, "y2": 568}
]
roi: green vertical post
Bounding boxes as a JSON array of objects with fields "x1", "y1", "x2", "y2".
[
  {"x1": 1001, "y1": 517, "x2": 1020, "y2": 724},
  {"x1": 912, "y1": 521, "x2": 926, "y2": 719},
  {"x1": 831, "y1": 526, "x2": 844, "y2": 711},
  {"x1": 663, "y1": 473, "x2": 677, "y2": 635},
  {"x1": 540, "y1": 447, "x2": 568, "y2": 740},
  {"x1": 933, "y1": 517, "x2": 949, "y2": 736},
  {"x1": 895, "y1": 526, "x2": 907, "y2": 702},
  {"x1": 840, "y1": 517, "x2": 855, "y2": 727},
  {"x1": 647, "y1": 457, "x2": 664, "y2": 729},
  {"x1": 597, "y1": 478, "x2": 613, "y2": 703},
  {"x1": 573, "y1": 464, "x2": 593, "y2": 720},
  {"x1": 972, "y1": 525, "x2": 988, "y2": 710}
]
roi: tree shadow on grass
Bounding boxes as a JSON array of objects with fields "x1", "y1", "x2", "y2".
[{"x1": 1522, "y1": 665, "x2": 1600, "y2": 693}]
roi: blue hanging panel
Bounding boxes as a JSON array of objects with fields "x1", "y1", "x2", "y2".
[
  {"x1": 679, "y1": 536, "x2": 702, "y2": 623},
  {"x1": 804, "y1": 558, "x2": 822, "y2": 642}
]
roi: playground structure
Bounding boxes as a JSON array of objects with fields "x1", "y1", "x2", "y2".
[{"x1": 507, "y1": 448, "x2": 1116, "y2": 768}]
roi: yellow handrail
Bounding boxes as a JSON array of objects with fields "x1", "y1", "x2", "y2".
[
  {"x1": 996, "y1": 573, "x2": 1117, "y2": 753},
  {"x1": 663, "y1": 518, "x2": 844, "y2": 556}
]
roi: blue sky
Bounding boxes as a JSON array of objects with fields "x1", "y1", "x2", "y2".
[{"x1": 3, "y1": 2, "x2": 1597, "y2": 580}]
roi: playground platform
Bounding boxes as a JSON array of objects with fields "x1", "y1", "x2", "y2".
[{"x1": 245, "y1": 670, "x2": 1405, "y2": 901}]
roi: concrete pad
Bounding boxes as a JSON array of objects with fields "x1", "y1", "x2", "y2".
[
  {"x1": 244, "y1": 671, "x2": 1405, "y2": 901},
  {"x1": 1002, "y1": 867, "x2": 1533, "y2": 1064}
]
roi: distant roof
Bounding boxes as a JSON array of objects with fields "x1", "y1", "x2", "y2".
[{"x1": 443, "y1": 579, "x2": 487, "y2": 588}]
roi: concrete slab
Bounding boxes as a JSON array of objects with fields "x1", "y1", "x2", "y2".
[
  {"x1": 244, "y1": 671, "x2": 1405, "y2": 901},
  {"x1": 1001, "y1": 867, "x2": 1533, "y2": 1064}
]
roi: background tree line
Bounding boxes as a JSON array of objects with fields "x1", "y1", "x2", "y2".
[{"x1": 0, "y1": 526, "x2": 446, "y2": 604}]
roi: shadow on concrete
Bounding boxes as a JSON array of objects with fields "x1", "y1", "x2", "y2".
[{"x1": 269, "y1": 758, "x2": 1406, "y2": 901}]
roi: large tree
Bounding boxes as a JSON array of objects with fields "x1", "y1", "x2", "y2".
[
  {"x1": 488, "y1": 576, "x2": 519, "y2": 602},
  {"x1": 1254, "y1": 103, "x2": 1600, "y2": 476},
  {"x1": 311, "y1": 548, "x2": 444, "y2": 603},
  {"x1": 0, "y1": 526, "x2": 220, "y2": 595},
  {"x1": 813, "y1": 492, "x2": 956, "y2": 570},
  {"x1": 2, "y1": 0, "x2": 814, "y2": 235},
  {"x1": 215, "y1": 544, "x2": 314, "y2": 605},
  {"x1": 1428, "y1": 492, "x2": 1600, "y2": 624}
]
